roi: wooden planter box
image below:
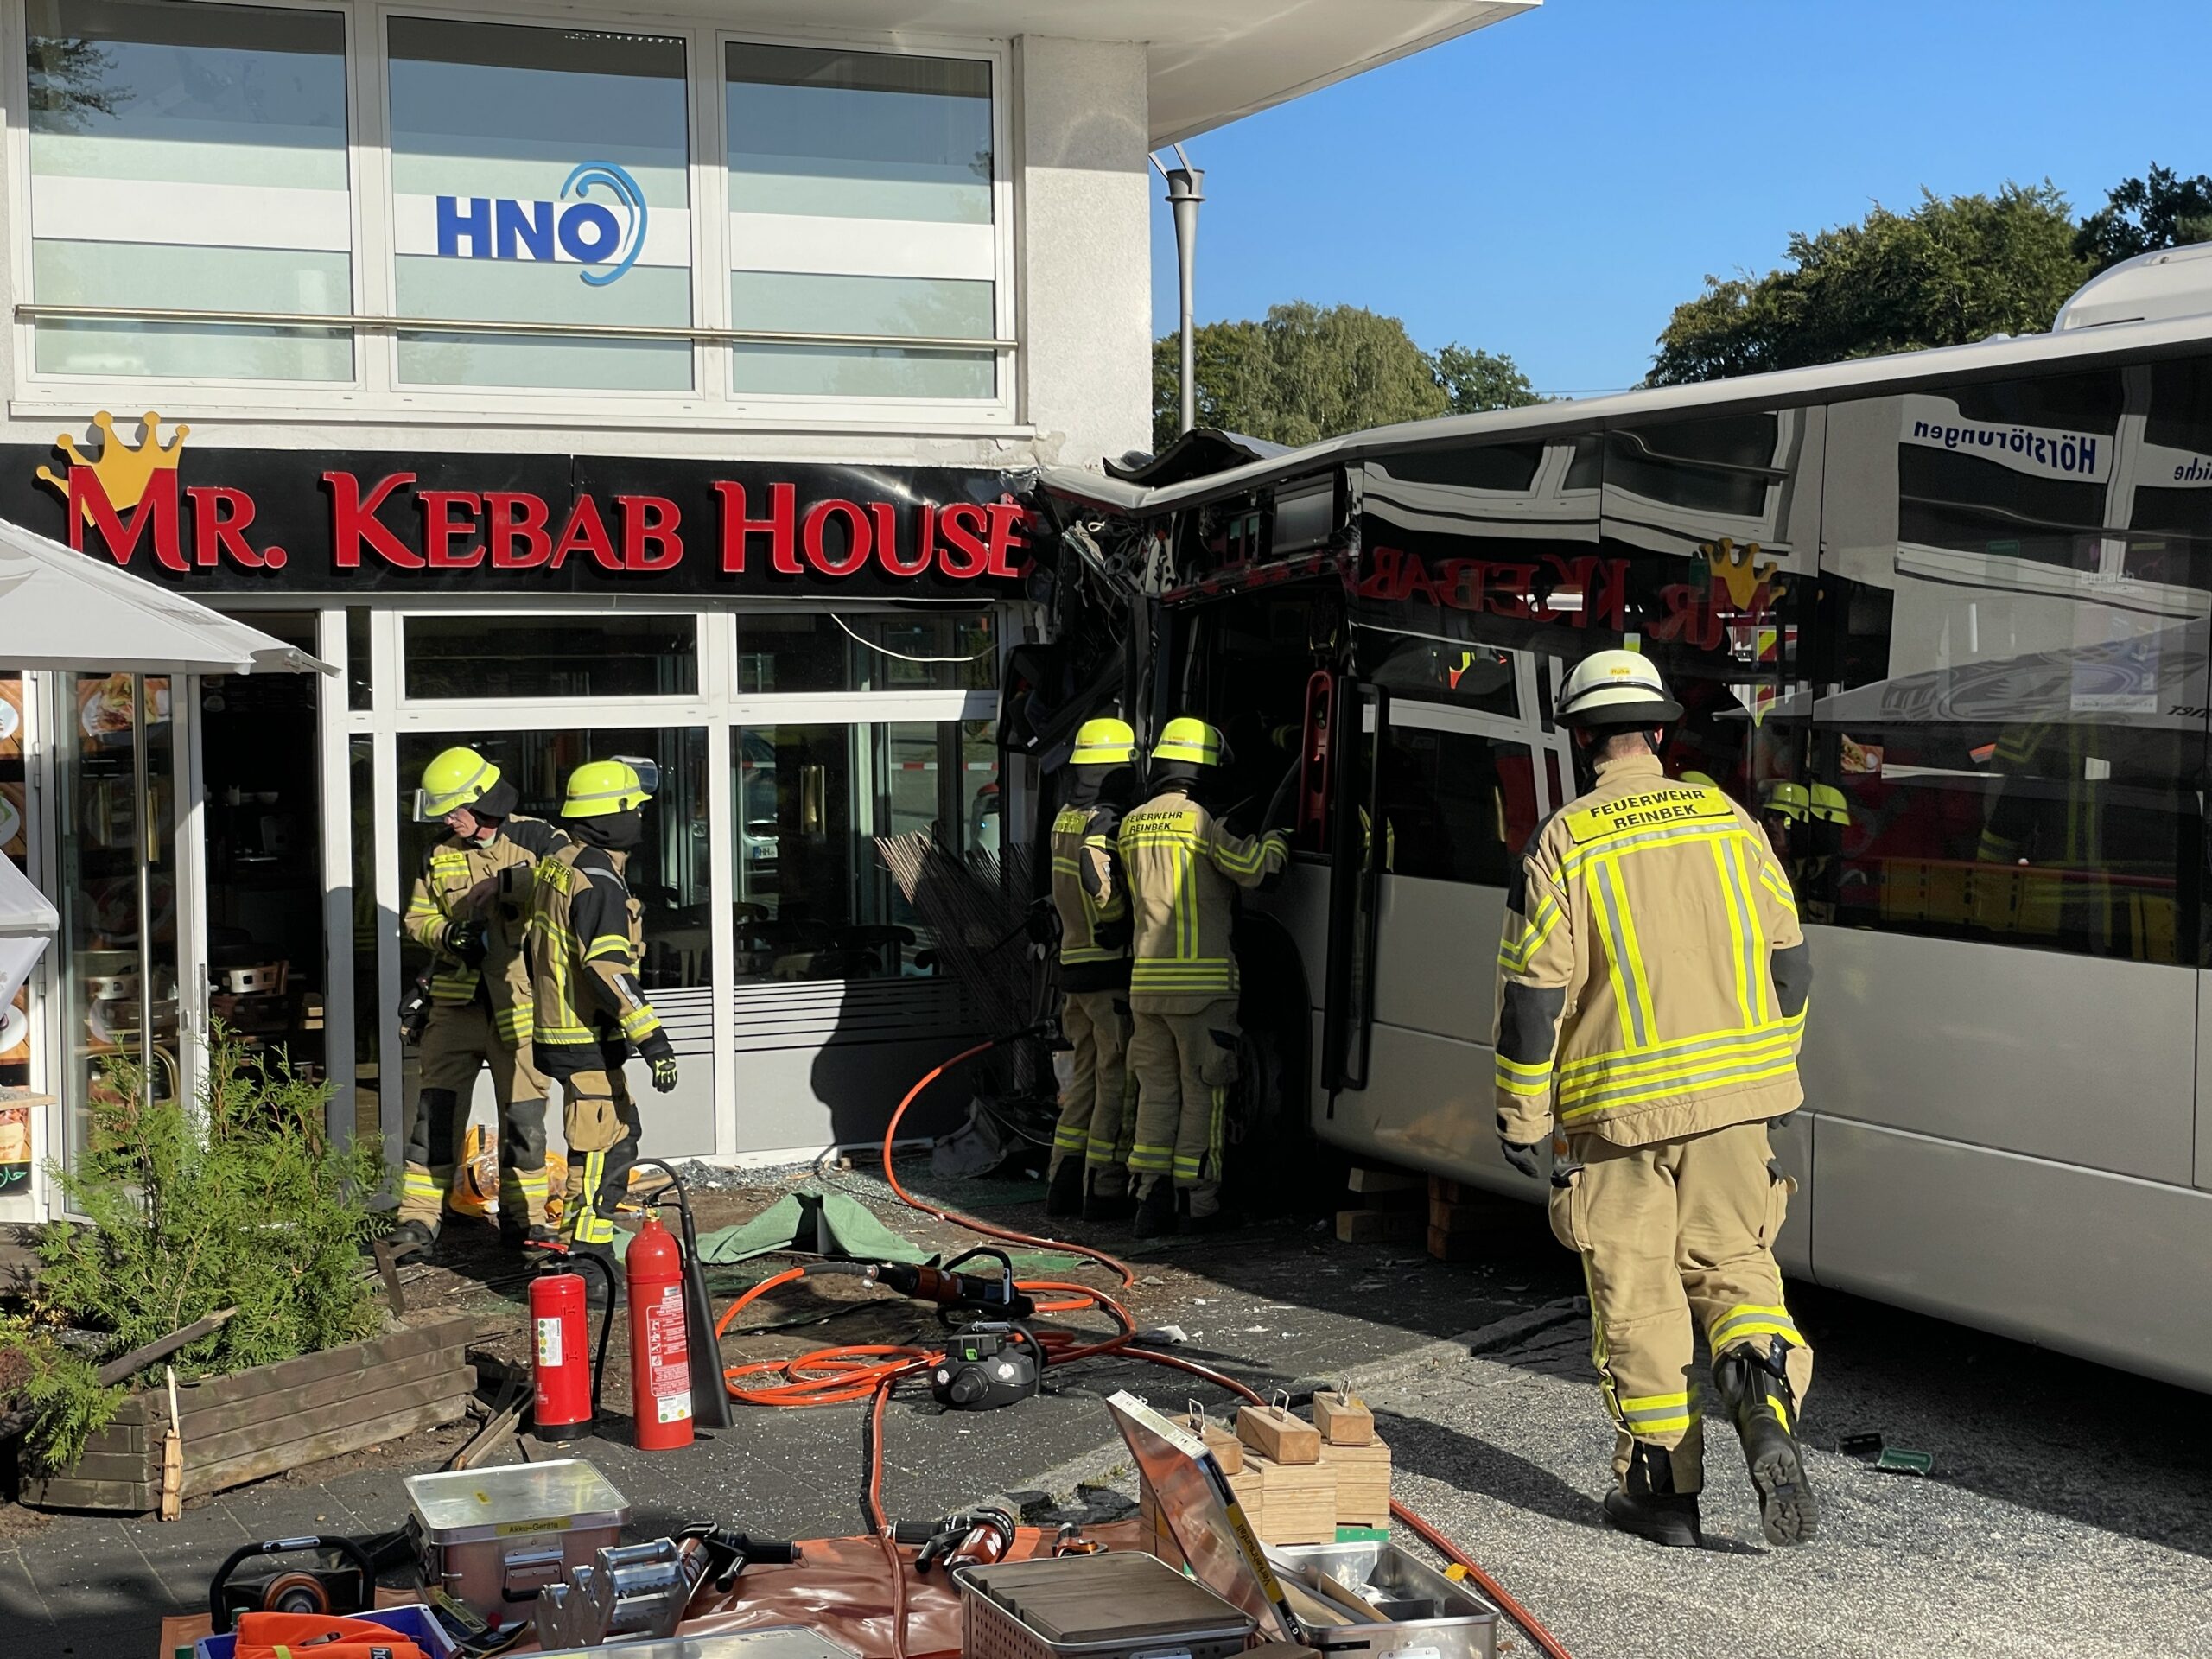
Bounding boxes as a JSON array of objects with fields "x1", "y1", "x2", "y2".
[{"x1": 25, "y1": 1313, "x2": 476, "y2": 1514}]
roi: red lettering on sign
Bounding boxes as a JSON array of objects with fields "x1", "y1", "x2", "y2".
[
  {"x1": 984, "y1": 503, "x2": 1029, "y2": 578},
  {"x1": 69, "y1": 469, "x2": 185, "y2": 571},
  {"x1": 937, "y1": 502, "x2": 990, "y2": 580},
  {"x1": 714, "y1": 481, "x2": 798, "y2": 574},
  {"x1": 550, "y1": 496, "x2": 616, "y2": 571},
  {"x1": 325, "y1": 473, "x2": 422, "y2": 569},
  {"x1": 421, "y1": 491, "x2": 485, "y2": 569},
  {"x1": 618, "y1": 495, "x2": 683, "y2": 572},
  {"x1": 187, "y1": 486, "x2": 262, "y2": 569},
  {"x1": 1487, "y1": 563, "x2": 1536, "y2": 620},
  {"x1": 486, "y1": 493, "x2": 550, "y2": 568},
  {"x1": 872, "y1": 503, "x2": 934, "y2": 577},
  {"x1": 803, "y1": 499, "x2": 872, "y2": 576}
]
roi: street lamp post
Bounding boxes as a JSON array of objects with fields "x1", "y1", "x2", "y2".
[{"x1": 1154, "y1": 145, "x2": 1205, "y2": 437}]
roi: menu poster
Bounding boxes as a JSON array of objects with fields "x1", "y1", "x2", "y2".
[
  {"x1": 0, "y1": 1103, "x2": 29, "y2": 1195},
  {"x1": 0, "y1": 675, "x2": 21, "y2": 759},
  {"x1": 0, "y1": 780, "x2": 21, "y2": 860}
]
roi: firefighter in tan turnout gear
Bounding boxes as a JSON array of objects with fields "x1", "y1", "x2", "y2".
[
  {"x1": 393, "y1": 747, "x2": 567, "y2": 1261},
  {"x1": 1493, "y1": 650, "x2": 1817, "y2": 1549},
  {"x1": 1045, "y1": 718, "x2": 1141, "y2": 1223},
  {"x1": 528, "y1": 758, "x2": 679, "y2": 1296},
  {"x1": 1122, "y1": 717, "x2": 1288, "y2": 1237}
]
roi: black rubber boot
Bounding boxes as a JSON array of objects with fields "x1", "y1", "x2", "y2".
[
  {"x1": 1601, "y1": 1440, "x2": 1704, "y2": 1548},
  {"x1": 385, "y1": 1219, "x2": 440, "y2": 1263},
  {"x1": 1131, "y1": 1180, "x2": 1176, "y2": 1239},
  {"x1": 1714, "y1": 1335, "x2": 1818, "y2": 1546},
  {"x1": 1046, "y1": 1157, "x2": 1086, "y2": 1218},
  {"x1": 1176, "y1": 1192, "x2": 1239, "y2": 1236},
  {"x1": 1083, "y1": 1174, "x2": 1135, "y2": 1224}
]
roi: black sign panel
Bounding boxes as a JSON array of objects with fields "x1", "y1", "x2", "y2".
[{"x1": 0, "y1": 419, "x2": 1036, "y2": 600}]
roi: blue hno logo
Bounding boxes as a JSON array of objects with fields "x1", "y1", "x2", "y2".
[{"x1": 435, "y1": 162, "x2": 647, "y2": 286}]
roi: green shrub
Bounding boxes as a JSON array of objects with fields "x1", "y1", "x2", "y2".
[{"x1": 10, "y1": 1033, "x2": 390, "y2": 1467}]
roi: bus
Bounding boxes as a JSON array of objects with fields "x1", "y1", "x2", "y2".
[{"x1": 1027, "y1": 268, "x2": 2212, "y2": 1394}]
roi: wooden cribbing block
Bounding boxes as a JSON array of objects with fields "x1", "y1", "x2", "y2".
[
  {"x1": 1237, "y1": 1402, "x2": 1321, "y2": 1465},
  {"x1": 1312, "y1": 1389, "x2": 1373, "y2": 1446},
  {"x1": 1248, "y1": 1450, "x2": 1337, "y2": 1545},
  {"x1": 1226, "y1": 1465, "x2": 1268, "y2": 1535},
  {"x1": 1319, "y1": 1435, "x2": 1392, "y2": 1528},
  {"x1": 1346, "y1": 1166, "x2": 1422, "y2": 1195},
  {"x1": 1430, "y1": 1175, "x2": 1471, "y2": 1204},
  {"x1": 1427, "y1": 1224, "x2": 1489, "y2": 1263},
  {"x1": 1185, "y1": 1408, "x2": 1243, "y2": 1474},
  {"x1": 1335, "y1": 1208, "x2": 1422, "y2": 1243}
]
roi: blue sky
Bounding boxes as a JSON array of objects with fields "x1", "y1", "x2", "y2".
[{"x1": 1151, "y1": 0, "x2": 2212, "y2": 397}]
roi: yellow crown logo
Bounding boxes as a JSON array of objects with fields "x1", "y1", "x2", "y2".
[
  {"x1": 1701, "y1": 537, "x2": 1784, "y2": 609},
  {"x1": 36, "y1": 410, "x2": 189, "y2": 524}
]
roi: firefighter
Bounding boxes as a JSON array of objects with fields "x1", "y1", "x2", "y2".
[
  {"x1": 1121, "y1": 717, "x2": 1288, "y2": 1237},
  {"x1": 1046, "y1": 717, "x2": 1140, "y2": 1222},
  {"x1": 392, "y1": 747, "x2": 566, "y2": 1261},
  {"x1": 528, "y1": 758, "x2": 678, "y2": 1292},
  {"x1": 1757, "y1": 778, "x2": 1811, "y2": 861},
  {"x1": 1492, "y1": 650, "x2": 1816, "y2": 1550}
]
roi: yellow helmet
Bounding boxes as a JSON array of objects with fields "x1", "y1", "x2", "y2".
[
  {"x1": 1808, "y1": 782, "x2": 1851, "y2": 825},
  {"x1": 1071, "y1": 717, "x2": 1137, "y2": 766},
  {"x1": 415, "y1": 747, "x2": 501, "y2": 821},
  {"x1": 1758, "y1": 779, "x2": 1811, "y2": 823},
  {"x1": 1679, "y1": 770, "x2": 1720, "y2": 791},
  {"x1": 1152, "y1": 717, "x2": 1227, "y2": 767},
  {"x1": 562, "y1": 757, "x2": 658, "y2": 819}
]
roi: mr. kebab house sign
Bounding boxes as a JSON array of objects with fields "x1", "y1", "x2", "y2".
[{"x1": 8, "y1": 412, "x2": 1034, "y2": 598}]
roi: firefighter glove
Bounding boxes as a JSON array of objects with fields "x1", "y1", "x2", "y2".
[
  {"x1": 445, "y1": 918, "x2": 488, "y2": 967},
  {"x1": 650, "y1": 1056, "x2": 680, "y2": 1094},
  {"x1": 1499, "y1": 1137, "x2": 1544, "y2": 1180}
]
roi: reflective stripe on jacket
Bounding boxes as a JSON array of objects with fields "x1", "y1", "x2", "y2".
[
  {"x1": 1052, "y1": 802, "x2": 1129, "y2": 992},
  {"x1": 526, "y1": 841, "x2": 671, "y2": 1066},
  {"x1": 401, "y1": 814, "x2": 565, "y2": 1038},
  {"x1": 1493, "y1": 753, "x2": 1811, "y2": 1148},
  {"x1": 1119, "y1": 785, "x2": 1287, "y2": 1005}
]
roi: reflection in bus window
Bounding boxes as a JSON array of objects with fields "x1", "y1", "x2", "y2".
[
  {"x1": 1375, "y1": 723, "x2": 1535, "y2": 884},
  {"x1": 1804, "y1": 367, "x2": 2208, "y2": 966}
]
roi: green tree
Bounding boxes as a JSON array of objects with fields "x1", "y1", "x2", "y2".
[
  {"x1": 1151, "y1": 302, "x2": 1448, "y2": 450},
  {"x1": 1649, "y1": 183, "x2": 2090, "y2": 386},
  {"x1": 1432, "y1": 343, "x2": 1542, "y2": 413},
  {"x1": 2076, "y1": 163, "x2": 2212, "y2": 272}
]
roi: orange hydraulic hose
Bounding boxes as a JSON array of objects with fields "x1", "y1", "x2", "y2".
[{"x1": 712, "y1": 1029, "x2": 1576, "y2": 1659}]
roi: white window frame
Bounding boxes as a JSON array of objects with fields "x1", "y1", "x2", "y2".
[{"x1": 3, "y1": 0, "x2": 1023, "y2": 434}]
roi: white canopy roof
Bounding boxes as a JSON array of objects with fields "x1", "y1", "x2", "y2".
[
  {"x1": 0, "y1": 849, "x2": 58, "y2": 1010},
  {"x1": 0, "y1": 516, "x2": 328, "y2": 676}
]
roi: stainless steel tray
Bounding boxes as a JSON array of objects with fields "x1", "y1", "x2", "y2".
[{"x1": 1269, "y1": 1539, "x2": 1499, "y2": 1659}]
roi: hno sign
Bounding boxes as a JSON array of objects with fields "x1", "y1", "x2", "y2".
[{"x1": 433, "y1": 161, "x2": 649, "y2": 286}]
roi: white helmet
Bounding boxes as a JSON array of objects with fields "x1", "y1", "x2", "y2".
[{"x1": 1557, "y1": 649, "x2": 1683, "y2": 728}]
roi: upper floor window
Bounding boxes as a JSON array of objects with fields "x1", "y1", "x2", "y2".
[
  {"x1": 725, "y1": 45, "x2": 997, "y2": 402},
  {"x1": 387, "y1": 17, "x2": 691, "y2": 391},
  {"x1": 18, "y1": 7, "x2": 1009, "y2": 416},
  {"x1": 25, "y1": 0, "x2": 352, "y2": 381}
]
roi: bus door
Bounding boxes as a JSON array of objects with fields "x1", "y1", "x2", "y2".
[{"x1": 1319, "y1": 657, "x2": 1573, "y2": 1186}]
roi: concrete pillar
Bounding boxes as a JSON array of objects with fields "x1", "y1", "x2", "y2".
[{"x1": 1012, "y1": 36, "x2": 1153, "y2": 471}]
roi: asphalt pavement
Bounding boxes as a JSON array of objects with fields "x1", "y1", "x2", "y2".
[{"x1": 6, "y1": 1162, "x2": 2210, "y2": 1658}]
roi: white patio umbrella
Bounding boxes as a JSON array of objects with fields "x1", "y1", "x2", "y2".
[
  {"x1": 0, "y1": 849, "x2": 57, "y2": 1011},
  {"x1": 0, "y1": 514, "x2": 329, "y2": 675}
]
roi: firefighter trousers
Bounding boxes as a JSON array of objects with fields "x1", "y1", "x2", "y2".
[
  {"x1": 1127, "y1": 998, "x2": 1239, "y2": 1219},
  {"x1": 1052, "y1": 990, "x2": 1133, "y2": 1193},
  {"x1": 398, "y1": 1001, "x2": 550, "y2": 1233},
  {"x1": 544, "y1": 1046, "x2": 641, "y2": 1249},
  {"x1": 1549, "y1": 1118, "x2": 1814, "y2": 1496}
]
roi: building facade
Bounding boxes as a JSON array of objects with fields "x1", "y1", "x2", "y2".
[{"x1": 0, "y1": 0, "x2": 1531, "y2": 1216}]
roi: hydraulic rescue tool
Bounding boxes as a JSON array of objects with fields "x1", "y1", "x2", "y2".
[
  {"x1": 207, "y1": 1535, "x2": 377, "y2": 1631},
  {"x1": 533, "y1": 1523, "x2": 800, "y2": 1648}
]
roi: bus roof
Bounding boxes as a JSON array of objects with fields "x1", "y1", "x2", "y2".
[{"x1": 1041, "y1": 308, "x2": 2212, "y2": 517}]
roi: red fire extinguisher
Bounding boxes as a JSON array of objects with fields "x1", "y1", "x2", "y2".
[
  {"x1": 626, "y1": 1212, "x2": 696, "y2": 1451},
  {"x1": 530, "y1": 1254, "x2": 613, "y2": 1441}
]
